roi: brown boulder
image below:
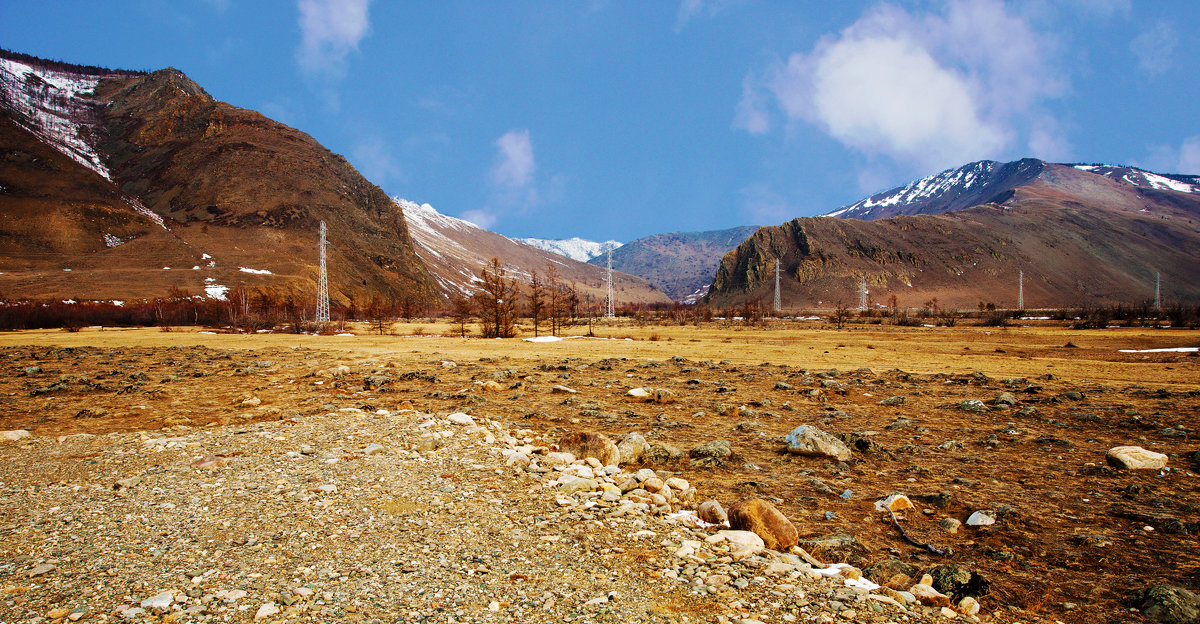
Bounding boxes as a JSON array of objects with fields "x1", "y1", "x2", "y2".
[
  {"x1": 727, "y1": 498, "x2": 799, "y2": 551},
  {"x1": 557, "y1": 431, "x2": 620, "y2": 467}
]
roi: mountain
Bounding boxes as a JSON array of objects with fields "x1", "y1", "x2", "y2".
[
  {"x1": 588, "y1": 226, "x2": 760, "y2": 302},
  {"x1": 517, "y1": 237, "x2": 621, "y2": 263},
  {"x1": 826, "y1": 158, "x2": 1199, "y2": 221},
  {"x1": 399, "y1": 200, "x2": 670, "y2": 307},
  {"x1": 709, "y1": 160, "x2": 1200, "y2": 308},
  {"x1": 0, "y1": 50, "x2": 436, "y2": 305}
]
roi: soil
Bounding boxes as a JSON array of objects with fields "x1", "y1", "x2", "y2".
[{"x1": 1, "y1": 320, "x2": 1197, "y2": 623}]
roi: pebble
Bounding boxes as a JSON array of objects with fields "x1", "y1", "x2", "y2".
[
  {"x1": 966, "y1": 510, "x2": 996, "y2": 526},
  {"x1": 254, "y1": 602, "x2": 280, "y2": 619},
  {"x1": 1, "y1": 429, "x2": 32, "y2": 442}
]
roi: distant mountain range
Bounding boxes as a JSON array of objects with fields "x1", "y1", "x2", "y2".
[
  {"x1": 708, "y1": 159, "x2": 1200, "y2": 308},
  {"x1": 400, "y1": 201, "x2": 668, "y2": 306},
  {"x1": 589, "y1": 227, "x2": 760, "y2": 302},
  {"x1": 518, "y1": 237, "x2": 621, "y2": 263}
]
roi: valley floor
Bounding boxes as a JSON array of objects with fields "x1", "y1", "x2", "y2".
[{"x1": 0, "y1": 321, "x2": 1197, "y2": 623}]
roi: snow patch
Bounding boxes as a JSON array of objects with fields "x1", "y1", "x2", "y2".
[
  {"x1": 238, "y1": 267, "x2": 273, "y2": 275},
  {"x1": 518, "y1": 237, "x2": 622, "y2": 263},
  {"x1": 1118, "y1": 347, "x2": 1198, "y2": 353},
  {"x1": 0, "y1": 58, "x2": 111, "y2": 180}
]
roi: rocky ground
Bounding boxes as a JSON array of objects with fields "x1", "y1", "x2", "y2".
[{"x1": 0, "y1": 335, "x2": 1198, "y2": 623}]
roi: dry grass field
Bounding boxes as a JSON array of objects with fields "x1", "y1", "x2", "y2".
[{"x1": 1, "y1": 319, "x2": 1197, "y2": 622}]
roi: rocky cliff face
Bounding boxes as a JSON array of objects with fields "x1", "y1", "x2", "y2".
[
  {"x1": 709, "y1": 163, "x2": 1200, "y2": 309},
  {"x1": 0, "y1": 51, "x2": 436, "y2": 305}
]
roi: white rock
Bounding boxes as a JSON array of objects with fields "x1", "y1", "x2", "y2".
[
  {"x1": 254, "y1": 603, "x2": 280, "y2": 619},
  {"x1": 447, "y1": 412, "x2": 475, "y2": 426},
  {"x1": 140, "y1": 592, "x2": 174, "y2": 611},
  {"x1": 634, "y1": 468, "x2": 657, "y2": 482},
  {"x1": 551, "y1": 384, "x2": 576, "y2": 394},
  {"x1": 1106, "y1": 445, "x2": 1168, "y2": 470},
  {"x1": 966, "y1": 510, "x2": 996, "y2": 526},
  {"x1": 958, "y1": 596, "x2": 981, "y2": 616},
  {"x1": 362, "y1": 443, "x2": 384, "y2": 455},
  {"x1": 716, "y1": 530, "x2": 765, "y2": 559},
  {"x1": 627, "y1": 387, "x2": 651, "y2": 398},
  {"x1": 1, "y1": 429, "x2": 31, "y2": 442}
]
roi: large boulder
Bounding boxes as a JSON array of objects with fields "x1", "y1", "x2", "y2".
[
  {"x1": 800, "y1": 534, "x2": 868, "y2": 566},
  {"x1": 643, "y1": 442, "x2": 683, "y2": 465},
  {"x1": 557, "y1": 432, "x2": 620, "y2": 467},
  {"x1": 698, "y1": 500, "x2": 728, "y2": 525},
  {"x1": 863, "y1": 559, "x2": 918, "y2": 590},
  {"x1": 1106, "y1": 446, "x2": 1168, "y2": 470},
  {"x1": 727, "y1": 498, "x2": 799, "y2": 551},
  {"x1": 1130, "y1": 585, "x2": 1200, "y2": 624},
  {"x1": 689, "y1": 440, "x2": 732, "y2": 469},
  {"x1": 617, "y1": 433, "x2": 650, "y2": 464},
  {"x1": 925, "y1": 564, "x2": 991, "y2": 601},
  {"x1": 785, "y1": 425, "x2": 852, "y2": 461}
]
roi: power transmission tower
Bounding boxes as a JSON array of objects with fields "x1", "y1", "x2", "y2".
[
  {"x1": 1154, "y1": 271, "x2": 1161, "y2": 310},
  {"x1": 773, "y1": 257, "x2": 781, "y2": 314},
  {"x1": 1018, "y1": 270, "x2": 1024, "y2": 310},
  {"x1": 605, "y1": 247, "x2": 615, "y2": 318},
  {"x1": 859, "y1": 276, "x2": 867, "y2": 311},
  {"x1": 317, "y1": 221, "x2": 330, "y2": 323}
]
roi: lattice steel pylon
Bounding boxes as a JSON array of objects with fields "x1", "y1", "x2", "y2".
[
  {"x1": 605, "y1": 247, "x2": 615, "y2": 318},
  {"x1": 1018, "y1": 270, "x2": 1024, "y2": 310},
  {"x1": 773, "y1": 257, "x2": 781, "y2": 313},
  {"x1": 859, "y1": 276, "x2": 867, "y2": 311},
  {"x1": 316, "y1": 221, "x2": 330, "y2": 323}
]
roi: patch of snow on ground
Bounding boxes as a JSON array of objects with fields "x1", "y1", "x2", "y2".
[
  {"x1": 204, "y1": 281, "x2": 229, "y2": 300},
  {"x1": 103, "y1": 233, "x2": 125, "y2": 248},
  {"x1": 123, "y1": 197, "x2": 166, "y2": 230},
  {"x1": 1118, "y1": 347, "x2": 1198, "y2": 353},
  {"x1": 238, "y1": 267, "x2": 273, "y2": 275},
  {"x1": 523, "y1": 336, "x2": 564, "y2": 343}
]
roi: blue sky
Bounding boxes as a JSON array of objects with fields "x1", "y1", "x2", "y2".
[{"x1": 2, "y1": 1, "x2": 1197, "y2": 242}]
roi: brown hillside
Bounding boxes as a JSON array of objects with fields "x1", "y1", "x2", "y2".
[{"x1": 708, "y1": 165, "x2": 1200, "y2": 310}]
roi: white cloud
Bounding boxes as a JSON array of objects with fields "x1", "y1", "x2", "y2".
[
  {"x1": 296, "y1": 0, "x2": 372, "y2": 78},
  {"x1": 1130, "y1": 20, "x2": 1178, "y2": 76},
  {"x1": 491, "y1": 130, "x2": 537, "y2": 191},
  {"x1": 1178, "y1": 137, "x2": 1200, "y2": 175},
  {"x1": 460, "y1": 209, "x2": 497, "y2": 230},
  {"x1": 738, "y1": 0, "x2": 1064, "y2": 172},
  {"x1": 674, "y1": 0, "x2": 740, "y2": 33},
  {"x1": 1027, "y1": 117, "x2": 1072, "y2": 162},
  {"x1": 350, "y1": 136, "x2": 405, "y2": 188}
]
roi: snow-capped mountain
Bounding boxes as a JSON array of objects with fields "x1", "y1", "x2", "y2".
[
  {"x1": 1072, "y1": 164, "x2": 1200, "y2": 194},
  {"x1": 397, "y1": 199, "x2": 668, "y2": 305},
  {"x1": 825, "y1": 158, "x2": 1199, "y2": 221},
  {"x1": 518, "y1": 237, "x2": 622, "y2": 263}
]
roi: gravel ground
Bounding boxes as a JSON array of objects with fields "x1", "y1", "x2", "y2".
[{"x1": 2, "y1": 406, "x2": 997, "y2": 624}]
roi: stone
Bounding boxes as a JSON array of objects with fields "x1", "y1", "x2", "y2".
[
  {"x1": 716, "y1": 530, "x2": 765, "y2": 559},
  {"x1": 551, "y1": 384, "x2": 576, "y2": 394},
  {"x1": 801, "y1": 534, "x2": 867, "y2": 566},
  {"x1": 543, "y1": 451, "x2": 575, "y2": 466},
  {"x1": 644, "y1": 443, "x2": 683, "y2": 464},
  {"x1": 477, "y1": 380, "x2": 504, "y2": 392},
  {"x1": 665, "y1": 477, "x2": 689, "y2": 492},
  {"x1": 653, "y1": 388, "x2": 676, "y2": 404},
  {"x1": 957, "y1": 596, "x2": 981, "y2": 616},
  {"x1": 557, "y1": 431, "x2": 620, "y2": 466},
  {"x1": 447, "y1": 412, "x2": 475, "y2": 426},
  {"x1": 617, "y1": 433, "x2": 650, "y2": 465},
  {"x1": 705, "y1": 574, "x2": 731, "y2": 588},
  {"x1": 29, "y1": 563, "x2": 56, "y2": 577},
  {"x1": 959, "y1": 400, "x2": 988, "y2": 413},
  {"x1": 1, "y1": 429, "x2": 31, "y2": 442},
  {"x1": 878, "y1": 396, "x2": 906, "y2": 406},
  {"x1": 966, "y1": 510, "x2": 996, "y2": 526},
  {"x1": 875, "y1": 494, "x2": 915, "y2": 513},
  {"x1": 140, "y1": 592, "x2": 175, "y2": 611},
  {"x1": 698, "y1": 500, "x2": 728, "y2": 525},
  {"x1": 1106, "y1": 446, "x2": 1168, "y2": 470},
  {"x1": 627, "y1": 387, "x2": 651, "y2": 398},
  {"x1": 863, "y1": 559, "x2": 917, "y2": 589},
  {"x1": 1132, "y1": 585, "x2": 1200, "y2": 624},
  {"x1": 190, "y1": 455, "x2": 231, "y2": 470},
  {"x1": 689, "y1": 440, "x2": 732, "y2": 468},
  {"x1": 559, "y1": 476, "x2": 599, "y2": 495},
  {"x1": 909, "y1": 576, "x2": 952, "y2": 608},
  {"x1": 785, "y1": 425, "x2": 852, "y2": 461},
  {"x1": 255, "y1": 603, "x2": 280, "y2": 619},
  {"x1": 926, "y1": 565, "x2": 991, "y2": 601},
  {"x1": 939, "y1": 518, "x2": 962, "y2": 534},
  {"x1": 67, "y1": 606, "x2": 87, "y2": 621},
  {"x1": 727, "y1": 498, "x2": 799, "y2": 551},
  {"x1": 994, "y1": 392, "x2": 1018, "y2": 406},
  {"x1": 114, "y1": 477, "x2": 141, "y2": 490},
  {"x1": 362, "y1": 443, "x2": 384, "y2": 456},
  {"x1": 634, "y1": 468, "x2": 657, "y2": 482}
]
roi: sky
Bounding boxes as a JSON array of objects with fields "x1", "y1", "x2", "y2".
[{"x1": 1, "y1": 1, "x2": 1198, "y2": 242}]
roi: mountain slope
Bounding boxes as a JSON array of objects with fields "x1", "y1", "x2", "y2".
[
  {"x1": 517, "y1": 237, "x2": 621, "y2": 263},
  {"x1": 0, "y1": 50, "x2": 437, "y2": 305},
  {"x1": 400, "y1": 200, "x2": 670, "y2": 307},
  {"x1": 588, "y1": 226, "x2": 759, "y2": 302},
  {"x1": 711, "y1": 161, "x2": 1200, "y2": 308}
]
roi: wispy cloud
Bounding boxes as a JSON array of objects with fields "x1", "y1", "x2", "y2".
[
  {"x1": 296, "y1": 0, "x2": 372, "y2": 79},
  {"x1": 1130, "y1": 20, "x2": 1178, "y2": 76},
  {"x1": 674, "y1": 0, "x2": 741, "y2": 33},
  {"x1": 737, "y1": 0, "x2": 1065, "y2": 174},
  {"x1": 491, "y1": 129, "x2": 538, "y2": 196}
]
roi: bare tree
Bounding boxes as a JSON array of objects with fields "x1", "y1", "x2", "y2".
[
  {"x1": 545, "y1": 263, "x2": 563, "y2": 336},
  {"x1": 474, "y1": 258, "x2": 517, "y2": 338},
  {"x1": 528, "y1": 269, "x2": 545, "y2": 337},
  {"x1": 449, "y1": 293, "x2": 473, "y2": 337},
  {"x1": 832, "y1": 301, "x2": 851, "y2": 329}
]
